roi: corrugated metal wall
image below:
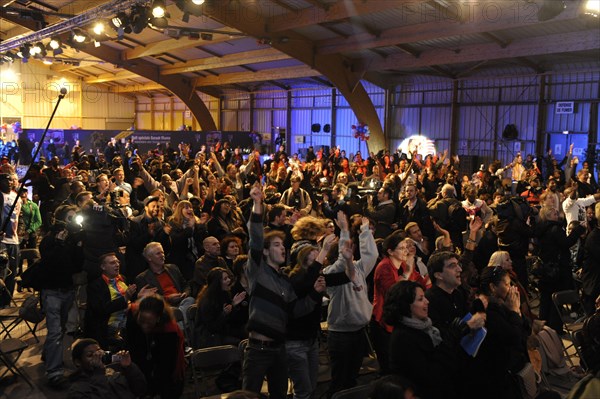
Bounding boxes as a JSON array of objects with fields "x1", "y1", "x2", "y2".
[
  {"x1": 123, "y1": 71, "x2": 599, "y2": 173},
  {"x1": 388, "y1": 72, "x2": 599, "y2": 167}
]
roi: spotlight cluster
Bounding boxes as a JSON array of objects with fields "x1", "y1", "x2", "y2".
[{"x1": 0, "y1": 1, "x2": 207, "y2": 65}]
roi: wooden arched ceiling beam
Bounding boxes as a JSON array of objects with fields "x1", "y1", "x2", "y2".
[
  {"x1": 203, "y1": 0, "x2": 386, "y2": 152},
  {"x1": 64, "y1": 36, "x2": 217, "y2": 130}
]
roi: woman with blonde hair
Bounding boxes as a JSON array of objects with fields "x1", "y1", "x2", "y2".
[
  {"x1": 289, "y1": 215, "x2": 327, "y2": 265},
  {"x1": 167, "y1": 200, "x2": 206, "y2": 280}
]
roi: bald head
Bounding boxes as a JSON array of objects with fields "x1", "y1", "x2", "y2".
[{"x1": 203, "y1": 236, "x2": 220, "y2": 257}]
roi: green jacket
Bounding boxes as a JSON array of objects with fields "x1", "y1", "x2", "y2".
[{"x1": 20, "y1": 199, "x2": 42, "y2": 234}]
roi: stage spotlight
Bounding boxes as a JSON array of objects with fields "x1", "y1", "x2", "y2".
[
  {"x1": 72, "y1": 29, "x2": 89, "y2": 43},
  {"x1": 152, "y1": 0, "x2": 167, "y2": 18},
  {"x1": 537, "y1": 0, "x2": 566, "y2": 21},
  {"x1": 2, "y1": 52, "x2": 16, "y2": 63},
  {"x1": 92, "y1": 21, "x2": 106, "y2": 36},
  {"x1": 48, "y1": 37, "x2": 61, "y2": 50},
  {"x1": 585, "y1": 0, "x2": 599, "y2": 17},
  {"x1": 176, "y1": 0, "x2": 203, "y2": 21},
  {"x1": 131, "y1": 5, "x2": 149, "y2": 34},
  {"x1": 149, "y1": 16, "x2": 169, "y2": 27},
  {"x1": 17, "y1": 44, "x2": 31, "y2": 59}
]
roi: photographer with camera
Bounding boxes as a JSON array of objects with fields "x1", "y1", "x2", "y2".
[
  {"x1": 76, "y1": 191, "x2": 130, "y2": 282},
  {"x1": 280, "y1": 175, "x2": 312, "y2": 216},
  {"x1": 38, "y1": 205, "x2": 84, "y2": 389},
  {"x1": 68, "y1": 338, "x2": 146, "y2": 399}
]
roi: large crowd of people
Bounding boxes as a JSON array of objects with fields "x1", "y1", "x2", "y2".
[{"x1": 0, "y1": 136, "x2": 599, "y2": 399}]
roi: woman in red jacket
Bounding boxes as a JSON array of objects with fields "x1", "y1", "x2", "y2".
[{"x1": 371, "y1": 232, "x2": 407, "y2": 375}]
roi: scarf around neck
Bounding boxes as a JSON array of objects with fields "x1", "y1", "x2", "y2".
[{"x1": 401, "y1": 316, "x2": 443, "y2": 347}]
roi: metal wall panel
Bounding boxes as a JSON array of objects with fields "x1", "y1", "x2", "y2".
[
  {"x1": 272, "y1": 110, "x2": 287, "y2": 130},
  {"x1": 237, "y1": 110, "x2": 250, "y2": 131},
  {"x1": 254, "y1": 110, "x2": 272, "y2": 133},
  {"x1": 546, "y1": 102, "x2": 591, "y2": 133},
  {"x1": 499, "y1": 76, "x2": 540, "y2": 102},
  {"x1": 389, "y1": 107, "x2": 421, "y2": 138},
  {"x1": 290, "y1": 109, "x2": 311, "y2": 155},
  {"x1": 497, "y1": 104, "x2": 538, "y2": 142},
  {"x1": 254, "y1": 98, "x2": 272, "y2": 109},
  {"x1": 421, "y1": 107, "x2": 451, "y2": 140},
  {"x1": 221, "y1": 111, "x2": 238, "y2": 131},
  {"x1": 460, "y1": 81, "x2": 500, "y2": 103},
  {"x1": 458, "y1": 105, "x2": 497, "y2": 159}
]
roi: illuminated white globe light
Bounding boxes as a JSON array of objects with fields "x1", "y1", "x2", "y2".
[
  {"x1": 192, "y1": 0, "x2": 205, "y2": 4},
  {"x1": 398, "y1": 135, "x2": 437, "y2": 157}
]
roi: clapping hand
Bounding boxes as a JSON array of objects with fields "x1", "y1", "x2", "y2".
[{"x1": 232, "y1": 291, "x2": 247, "y2": 306}]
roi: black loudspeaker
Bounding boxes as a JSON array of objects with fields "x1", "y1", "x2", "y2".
[
  {"x1": 502, "y1": 124, "x2": 518, "y2": 140},
  {"x1": 459, "y1": 155, "x2": 479, "y2": 176},
  {"x1": 323, "y1": 124, "x2": 331, "y2": 133},
  {"x1": 311, "y1": 123, "x2": 321, "y2": 133}
]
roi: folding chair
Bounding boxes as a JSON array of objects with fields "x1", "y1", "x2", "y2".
[
  {"x1": 552, "y1": 290, "x2": 586, "y2": 367},
  {"x1": 186, "y1": 304, "x2": 197, "y2": 348},
  {"x1": 0, "y1": 294, "x2": 44, "y2": 343},
  {"x1": 572, "y1": 329, "x2": 588, "y2": 371},
  {"x1": 0, "y1": 338, "x2": 34, "y2": 388},
  {"x1": 190, "y1": 345, "x2": 241, "y2": 398},
  {"x1": 331, "y1": 384, "x2": 371, "y2": 399}
]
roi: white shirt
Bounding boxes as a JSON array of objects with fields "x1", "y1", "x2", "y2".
[
  {"x1": 562, "y1": 195, "x2": 597, "y2": 231},
  {"x1": 2, "y1": 191, "x2": 21, "y2": 245}
]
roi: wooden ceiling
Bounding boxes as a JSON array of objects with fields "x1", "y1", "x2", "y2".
[
  {"x1": 1, "y1": 0, "x2": 598, "y2": 95},
  {"x1": 1, "y1": 0, "x2": 598, "y2": 149}
]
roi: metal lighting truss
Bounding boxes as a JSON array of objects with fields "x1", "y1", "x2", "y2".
[{"x1": 0, "y1": 0, "x2": 148, "y2": 53}]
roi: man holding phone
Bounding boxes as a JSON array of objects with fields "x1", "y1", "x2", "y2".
[{"x1": 68, "y1": 338, "x2": 146, "y2": 399}]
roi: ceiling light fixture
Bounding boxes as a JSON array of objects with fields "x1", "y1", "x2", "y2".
[
  {"x1": 585, "y1": 0, "x2": 599, "y2": 16},
  {"x1": 48, "y1": 37, "x2": 61, "y2": 50},
  {"x1": 131, "y1": 5, "x2": 149, "y2": 34},
  {"x1": 151, "y1": 0, "x2": 167, "y2": 18},
  {"x1": 92, "y1": 21, "x2": 106, "y2": 36},
  {"x1": 536, "y1": 0, "x2": 566, "y2": 21},
  {"x1": 176, "y1": 0, "x2": 203, "y2": 22}
]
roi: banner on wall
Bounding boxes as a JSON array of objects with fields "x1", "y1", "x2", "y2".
[{"x1": 22, "y1": 129, "x2": 255, "y2": 155}]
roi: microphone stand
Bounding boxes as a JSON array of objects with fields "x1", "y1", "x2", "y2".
[{"x1": 0, "y1": 87, "x2": 68, "y2": 236}]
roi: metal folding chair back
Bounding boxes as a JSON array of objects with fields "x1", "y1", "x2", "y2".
[
  {"x1": 0, "y1": 338, "x2": 34, "y2": 388},
  {"x1": 552, "y1": 290, "x2": 585, "y2": 366},
  {"x1": 185, "y1": 304, "x2": 197, "y2": 348},
  {"x1": 190, "y1": 344, "x2": 241, "y2": 398},
  {"x1": 0, "y1": 294, "x2": 44, "y2": 342}
]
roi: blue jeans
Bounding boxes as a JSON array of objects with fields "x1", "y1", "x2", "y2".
[
  {"x1": 327, "y1": 329, "x2": 367, "y2": 398},
  {"x1": 286, "y1": 339, "x2": 319, "y2": 399},
  {"x1": 0, "y1": 243, "x2": 19, "y2": 307},
  {"x1": 242, "y1": 340, "x2": 288, "y2": 399},
  {"x1": 42, "y1": 288, "x2": 74, "y2": 378}
]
